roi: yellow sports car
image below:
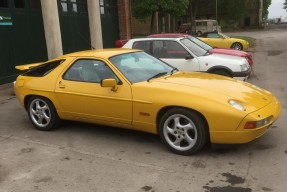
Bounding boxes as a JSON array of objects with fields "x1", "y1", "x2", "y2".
[
  {"x1": 198, "y1": 32, "x2": 249, "y2": 51},
  {"x1": 14, "y1": 49, "x2": 280, "y2": 155}
]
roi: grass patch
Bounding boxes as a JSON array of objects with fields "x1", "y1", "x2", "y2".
[{"x1": 229, "y1": 36, "x2": 255, "y2": 47}]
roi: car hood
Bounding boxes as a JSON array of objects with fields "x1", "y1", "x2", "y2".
[
  {"x1": 199, "y1": 52, "x2": 246, "y2": 65},
  {"x1": 210, "y1": 48, "x2": 251, "y2": 57},
  {"x1": 150, "y1": 72, "x2": 272, "y2": 109}
]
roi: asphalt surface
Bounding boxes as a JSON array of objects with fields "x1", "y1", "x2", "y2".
[{"x1": 1, "y1": 27, "x2": 287, "y2": 192}]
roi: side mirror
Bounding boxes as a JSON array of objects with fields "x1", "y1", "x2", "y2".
[
  {"x1": 101, "y1": 78, "x2": 118, "y2": 92},
  {"x1": 185, "y1": 54, "x2": 194, "y2": 60}
]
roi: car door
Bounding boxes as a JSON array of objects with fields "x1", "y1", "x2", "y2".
[
  {"x1": 151, "y1": 40, "x2": 200, "y2": 72},
  {"x1": 54, "y1": 58, "x2": 132, "y2": 125}
]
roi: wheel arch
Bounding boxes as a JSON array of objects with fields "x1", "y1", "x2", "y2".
[
  {"x1": 156, "y1": 106, "x2": 210, "y2": 136},
  {"x1": 24, "y1": 94, "x2": 55, "y2": 111},
  {"x1": 207, "y1": 66, "x2": 234, "y2": 77}
]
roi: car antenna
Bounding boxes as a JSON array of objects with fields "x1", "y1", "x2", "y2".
[{"x1": 77, "y1": 31, "x2": 95, "y2": 50}]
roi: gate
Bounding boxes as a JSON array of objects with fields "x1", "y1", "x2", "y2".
[
  {"x1": 0, "y1": 0, "x2": 47, "y2": 84},
  {"x1": 100, "y1": 0, "x2": 119, "y2": 48},
  {"x1": 58, "y1": 0, "x2": 91, "y2": 54}
]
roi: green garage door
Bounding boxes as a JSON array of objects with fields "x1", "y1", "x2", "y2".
[
  {"x1": 100, "y1": 0, "x2": 119, "y2": 48},
  {"x1": 58, "y1": 0, "x2": 91, "y2": 54},
  {"x1": 0, "y1": 0, "x2": 47, "y2": 84}
]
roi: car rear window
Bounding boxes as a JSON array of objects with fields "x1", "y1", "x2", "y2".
[{"x1": 22, "y1": 60, "x2": 65, "y2": 77}]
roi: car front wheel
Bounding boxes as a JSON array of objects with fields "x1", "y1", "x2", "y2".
[
  {"x1": 231, "y1": 42, "x2": 243, "y2": 50},
  {"x1": 159, "y1": 108, "x2": 208, "y2": 155},
  {"x1": 27, "y1": 96, "x2": 61, "y2": 131}
]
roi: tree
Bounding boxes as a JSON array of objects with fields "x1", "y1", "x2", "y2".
[
  {"x1": 263, "y1": 0, "x2": 272, "y2": 19},
  {"x1": 284, "y1": 0, "x2": 287, "y2": 10},
  {"x1": 132, "y1": 0, "x2": 189, "y2": 33}
]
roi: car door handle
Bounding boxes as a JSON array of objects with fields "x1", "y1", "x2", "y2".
[{"x1": 58, "y1": 81, "x2": 65, "y2": 89}]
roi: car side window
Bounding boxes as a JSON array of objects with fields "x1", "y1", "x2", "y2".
[
  {"x1": 153, "y1": 40, "x2": 166, "y2": 58},
  {"x1": 63, "y1": 59, "x2": 119, "y2": 83},
  {"x1": 132, "y1": 41, "x2": 151, "y2": 54},
  {"x1": 165, "y1": 41, "x2": 189, "y2": 59},
  {"x1": 207, "y1": 33, "x2": 222, "y2": 38},
  {"x1": 152, "y1": 40, "x2": 188, "y2": 59}
]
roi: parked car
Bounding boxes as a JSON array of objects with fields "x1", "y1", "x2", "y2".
[
  {"x1": 14, "y1": 49, "x2": 281, "y2": 155},
  {"x1": 148, "y1": 33, "x2": 253, "y2": 66},
  {"x1": 198, "y1": 31, "x2": 249, "y2": 51},
  {"x1": 123, "y1": 37, "x2": 251, "y2": 81},
  {"x1": 179, "y1": 20, "x2": 221, "y2": 35}
]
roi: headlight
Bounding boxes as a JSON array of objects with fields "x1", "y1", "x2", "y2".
[
  {"x1": 229, "y1": 100, "x2": 246, "y2": 111},
  {"x1": 244, "y1": 116, "x2": 273, "y2": 129},
  {"x1": 240, "y1": 64, "x2": 249, "y2": 72}
]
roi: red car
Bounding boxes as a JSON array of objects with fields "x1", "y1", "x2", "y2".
[{"x1": 115, "y1": 34, "x2": 253, "y2": 66}]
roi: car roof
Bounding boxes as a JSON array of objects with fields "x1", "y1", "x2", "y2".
[
  {"x1": 148, "y1": 33, "x2": 191, "y2": 38},
  {"x1": 57, "y1": 48, "x2": 140, "y2": 59},
  {"x1": 128, "y1": 37, "x2": 184, "y2": 42}
]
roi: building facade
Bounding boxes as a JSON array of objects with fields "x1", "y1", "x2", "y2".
[{"x1": 0, "y1": 0, "x2": 131, "y2": 84}]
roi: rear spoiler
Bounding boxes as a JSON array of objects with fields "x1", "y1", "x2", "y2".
[{"x1": 15, "y1": 62, "x2": 44, "y2": 71}]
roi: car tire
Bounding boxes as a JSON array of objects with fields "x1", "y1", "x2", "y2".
[
  {"x1": 27, "y1": 96, "x2": 61, "y2": 131},
  {"x1": 159, "y1": 108, "x2": 208, "y2": 155},
  {"x1": 231, "y1": 42, "x2": 243, "y2": 50}
]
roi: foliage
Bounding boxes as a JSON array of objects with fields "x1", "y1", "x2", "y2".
[
  {"x1": 284, "y1": 0, "x2": 287, "y2": 10},
  {"x1": 189, "y1": 0, "x2": 272, "y2": 22},
  {"x1": 132, "y1": 0, "x2": 189, "y2": 20},
  {"x1": 132, "y1": 0, "x2": 189, "y2": 33},
  {"x1": 263, "y1": 0, "x2": 272, "y2": 19}
]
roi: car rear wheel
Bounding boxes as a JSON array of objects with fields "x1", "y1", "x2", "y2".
[
  {"x1": 231, "y1": 42, "x2": 243, "y2": 50},
  {"x1": 27, "y1": 96, "x2": 61, "y2": 131},
  {"x1": 159, "y1": 108, "x2": 208, "y2": 155}
]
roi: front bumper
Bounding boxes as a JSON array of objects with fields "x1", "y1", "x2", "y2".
[{"x1": 210, "y1": 96, "x2": 281, "y2": 144}]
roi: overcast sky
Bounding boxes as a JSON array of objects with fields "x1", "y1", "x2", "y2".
[{"x1": 268, "y1": 0, "x2": 287, "y2": 18}]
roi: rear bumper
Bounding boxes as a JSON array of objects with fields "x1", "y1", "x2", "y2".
[{"x1": 210, "y1": 96, "x2": 281, "y2": 144}]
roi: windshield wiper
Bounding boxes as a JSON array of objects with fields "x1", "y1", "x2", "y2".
[
  {"x1": 170, "y1": 68, "x2": 178, "y2": 75},
  {"x1": 147, "y1": 72, "x2": 168, "y2": 82}
]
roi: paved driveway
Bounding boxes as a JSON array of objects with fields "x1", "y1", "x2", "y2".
[{"x1": 1, "y1": 27, "x2": 287, "y2": 192}]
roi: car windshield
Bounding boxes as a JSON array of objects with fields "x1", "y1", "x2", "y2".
[
  {"x1": 180, "y1": 38, "x2": 207, "y2": 57},
  {"x1": 109, "y1": 51, "x2": 175, "y2": 83},
  {"x1": 219, "y1": 32, "x2": 230, "y2": 38},
  {"x1": 187, "y1": 36, "x2": 212, "y2": 51}
]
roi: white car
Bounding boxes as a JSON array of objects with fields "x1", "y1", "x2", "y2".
[{"x1": 123, "y1": 37, "x2": 251, "y2": 81}]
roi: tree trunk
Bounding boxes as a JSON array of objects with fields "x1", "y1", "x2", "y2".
[{"x1": 150, "y1": 12, "x2": 156, "y2": 34}]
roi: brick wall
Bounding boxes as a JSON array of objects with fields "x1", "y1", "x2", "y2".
[{"x1": 117, "y1": 0, "x2": 131, "y2": 40}]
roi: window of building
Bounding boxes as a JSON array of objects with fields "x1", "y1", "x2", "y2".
[
  {"x1": 0, "y1": 0, "x2": 8, "y2": 8},
  {"x1": 100, "y1": 0, "x2": 116, "y2": 16},
  {"x1": 60, "y1": 0, "x2": 68, "y2": 12},
  {"x1": 70, "y1": 0, "x2": 77, "y2": 12},
  {"x1": 29, "y1": 0, "x2": 41, "y2": 10},
  {"x1": 14, "y1": 0, "x2": 25, "y2": 8}
]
